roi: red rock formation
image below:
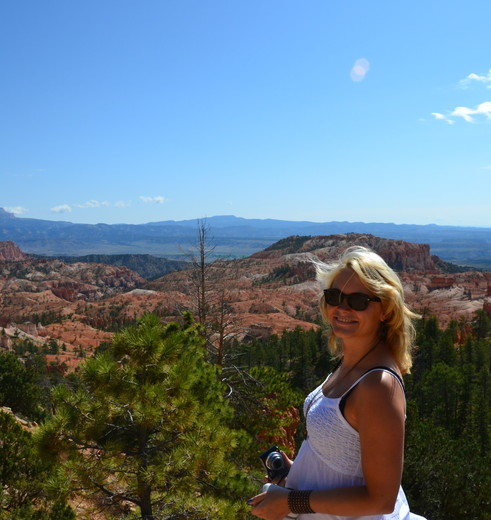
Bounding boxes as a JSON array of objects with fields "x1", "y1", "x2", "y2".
[
  {"x1": 15, "y1": 322, "x2": 39, "y2": 336},
  {"x1": 0, "y1": 330, "x2": 12, "y2": 350},
  {"x1": 0, "y1": 241, "x2": 27, "y2": 261},
  {"x1": 483, "y1": 273, "x2": 491, "y2": 318},
  {"x1": 484, "y1": 300, "x2": 491, "y2": 318},
  {"x1": 257, "y1": 405, "x2": 300, "y2": 457},
  {"x1": 486, "y1": 273, "x2": 491, "y2": 296},
  {"x1": 254, "y1": 234, "x2": 438, "y2": 272},
  {"x1": 429, "y1": 276, "x2": 455, "y2": 290},
  {"x1": 0, "y1": 244, "x2": 144, "y2": 362},
  {"x1": 1, "y1": 235, "x2": 490, "y2": 367},
  {"x1": 148, "y1": 233, "x2": 489, "y2": 331}
]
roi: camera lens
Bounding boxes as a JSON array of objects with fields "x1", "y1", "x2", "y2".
[{"x1": 266, "y1": 452, "x2": 284, "y2": 470}]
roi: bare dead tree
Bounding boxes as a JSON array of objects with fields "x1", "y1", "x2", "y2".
[
  {"x1": 189, "y1": 219, "x2": 215, "y2": 327},
  {"x1": 207, "y1": 261, "x2": 243, "y2": 366},
  {"x1": 186, "y1": 220, "x2": 244, "y2": 366}
]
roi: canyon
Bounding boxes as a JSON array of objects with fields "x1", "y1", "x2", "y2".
[{"x1": 1, "y1": 236, "x2": 490, "y2": 372}]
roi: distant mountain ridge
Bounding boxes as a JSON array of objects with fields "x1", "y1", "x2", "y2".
[{"x1": 1, "y1": 209, "x2": 490, "y2": 268}]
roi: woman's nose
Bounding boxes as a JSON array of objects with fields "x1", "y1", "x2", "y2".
[{"x1": 337, "y1": 295, "x2": 351, "y2": 310}]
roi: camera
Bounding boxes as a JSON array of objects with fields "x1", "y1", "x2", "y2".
[{"x1": 259, "y1": 445, "x2": 289, "y2": 480}]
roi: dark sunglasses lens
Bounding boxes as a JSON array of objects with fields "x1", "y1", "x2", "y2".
[
  {"x1": 324, "y1": 289, "x2": 341, "y2": 306},
  {"x1": 324, "y1": 289, "x2": 371, "y2": 311},
  {"x1": 347, "y1": 294, "x2": 370, "y2": 311}
]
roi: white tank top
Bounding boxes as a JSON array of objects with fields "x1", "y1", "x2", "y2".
[{"x1": 285, "y1": 368, "x2": 422, "y2": 520}]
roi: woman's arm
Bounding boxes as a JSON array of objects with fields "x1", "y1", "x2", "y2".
[{"x1": 249, "y1": 371, "x2": 406, "y2": 519}]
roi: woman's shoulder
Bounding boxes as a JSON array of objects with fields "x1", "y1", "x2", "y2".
[
  {"x1": 354, "y1": 366, "x2": 404, "y2": 394},
  {"x1": 350, "y1": 367, "x2": 406, "y2": 417},
  {"x1": 360, "y1": 366, "x2": 404, "y2": 388},
  {"x1": 341, "y1": 366, "x2": 406, "y2": 431}
]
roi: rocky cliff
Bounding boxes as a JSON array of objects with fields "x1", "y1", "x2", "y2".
[
  {"x1": 0, "y1": 244, "x2": 145, "y2": 369},
  {"x1": 147, "y1": 233, "x2": 491, "y2": 337},
  {"x1": 255, "y1": 234, "x2": 438, "y2": 272},
  {"x1": 1, "y1": 236, "x2": 490, "y2": 371},
  {"x1": 0, "y1": 241, "x2": 27, "y2": 261}
]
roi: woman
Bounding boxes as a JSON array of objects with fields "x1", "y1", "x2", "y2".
[{"x1": 248, "y1": 246, "x2": 426, "y2": 520}]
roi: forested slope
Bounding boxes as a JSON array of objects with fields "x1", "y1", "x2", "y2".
[{"x1": 1, "y1": 311, "x2": 489, "y2": 519}]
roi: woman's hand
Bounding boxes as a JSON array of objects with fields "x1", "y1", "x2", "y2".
[
  {"x1": 248, "y1": 484, "x2": 291, "y2": 520},
  {"x1": 266, "y1": 452, "x2": 294, "y2": 487}
]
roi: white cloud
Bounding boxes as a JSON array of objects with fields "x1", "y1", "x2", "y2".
[
  {"x1": 5, "y1": 206, "x2": 28, "y2": 215},
  {"x1": 431, "y1": 112, "x2": 454, "y2": 125},
  {"x1": 432, "y1": 101, "x2": 491, "y2": 124},
  {"x1": 451, "y1": 101, "x2": 491, "y2": 122},
  {"x1": 51, "y1": 204, "x2": 72, "y2": 214},
  {"x1": 49, "y1": 198, "x2": 161, "y2": 216},
  {"x1": 460, "y1": 68, "x2": 491, "y2": 88},
  {"x1": 49, "y1": 199, "x2": 132, "y2": 214},
  {"x1": 114, "y1": 200, "x2": 131, "y2": 208},
  {"x1": 139, "y1": 196, "x2": 166, "y2": 204},
  {"x1": 350, "y1": 58, "x2": 370, "y2": 82},
  {"x1": 434, "y1": 70, "x2": 491, "y2": 123},
  {"x1": 450, "y1": 106, "x2": 475, "y2": 122},
  {"x1": 74, "y1": 200, "x2": 111, "y2": 209}
]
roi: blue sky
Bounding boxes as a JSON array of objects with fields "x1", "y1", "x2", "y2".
[{"x1": 1, "y1": 0, "x2": 491, "y2": 227}]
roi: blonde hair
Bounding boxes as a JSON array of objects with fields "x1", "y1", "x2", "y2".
[{"x1": 315, "y1": 246, "x2": 419, "y2": 374}]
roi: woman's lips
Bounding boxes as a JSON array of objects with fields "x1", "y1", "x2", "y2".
[{"x1": 334, "y1": 315, "x2": 357, "y2": 324}]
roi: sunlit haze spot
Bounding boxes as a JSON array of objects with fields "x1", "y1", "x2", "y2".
[{"x1": 350, "y1": 58, "x2": 370, "y2": 82}]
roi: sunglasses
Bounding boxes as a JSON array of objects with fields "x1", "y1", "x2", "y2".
[{"x1": 323, "y1": 288, "x2": 381, "y2": 311}]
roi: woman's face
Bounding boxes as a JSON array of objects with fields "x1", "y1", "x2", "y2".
[{"x1": 325, "y1": 268, "x2": 384, "y2": 344}]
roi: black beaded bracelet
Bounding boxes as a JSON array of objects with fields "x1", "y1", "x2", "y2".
[{"x1": 287, "y1": 490, "x2": 315, "y2": 514}]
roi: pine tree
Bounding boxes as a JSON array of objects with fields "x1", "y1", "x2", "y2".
[
  {"x1": 0, "y1": 351, "x2": 43, "y2": 420},
  {"x1": 0, "y1": 411, "x2": 74, "y2": 519},
  {"x1": 405, "y1": 314, "x2": 491, "y2": 519},
  {"x1": 35, "y1": 314, "x2": 251, "y2": 520},
  {"x1": 404, "y1": 413, "x2": 490, "y2": 520}
]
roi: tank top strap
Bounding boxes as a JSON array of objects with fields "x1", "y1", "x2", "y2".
[{"x1": 341, "y1": 366, "x2": 405, "y2": 400}]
